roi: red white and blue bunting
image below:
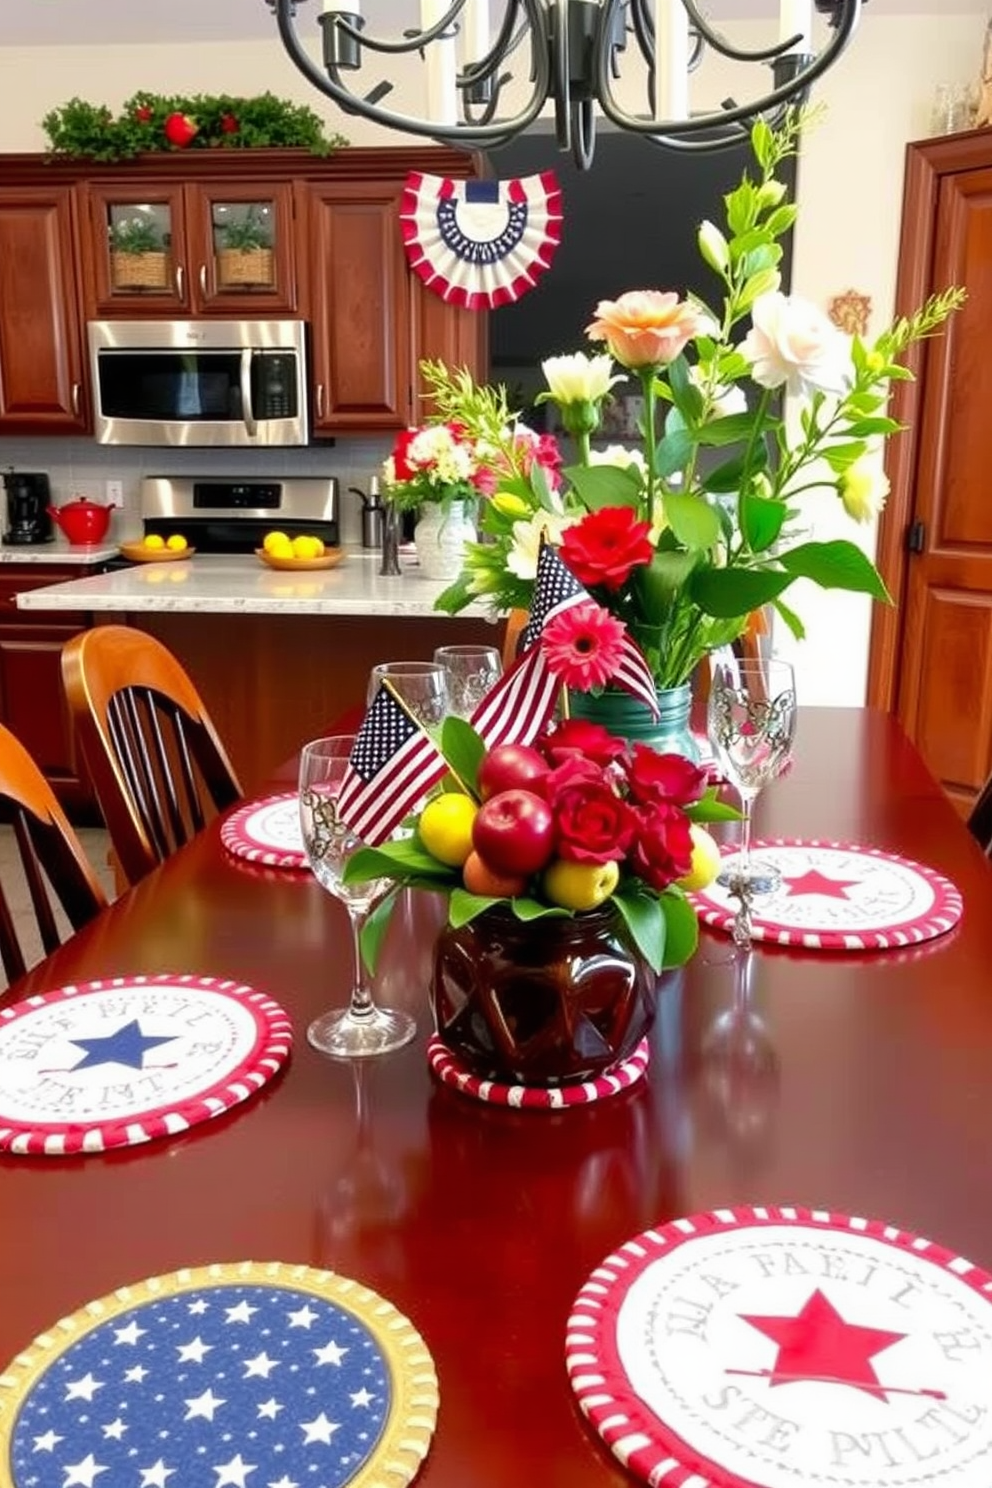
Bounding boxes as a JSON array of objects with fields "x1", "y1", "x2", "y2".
[{"x1": 400, "y1": 171, "x2": 563, "y2": 310}]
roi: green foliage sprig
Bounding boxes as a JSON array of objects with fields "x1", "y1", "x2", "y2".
[{"x1": 42, "y1": 91, "x2": 346, "y2": 162}]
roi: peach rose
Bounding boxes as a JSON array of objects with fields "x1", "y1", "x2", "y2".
[{"x1": 586, "y1": 290, "x2": 704, "y2": 370}]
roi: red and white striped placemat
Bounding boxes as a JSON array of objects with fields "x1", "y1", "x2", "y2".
[
  {"x1": 567, "y1": 1205, "x2": 992, "y2": 1488},
  {"x1": 220, "y1": 793, "x2": 307, "y2": 870},
  {"x1": 688, "y1": 838, "x2": 962, "y2": 951},
  {"x1": 0, "y1": 975, "x2": 292, "y2": 1154},
  {"x1": 427, "y1": 1036, "x2": 649, "y2": 1109}
]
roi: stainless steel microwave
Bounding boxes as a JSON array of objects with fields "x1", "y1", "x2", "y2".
[{"x1": 88, "y1": 320, "x2": 308, "y2": 446}]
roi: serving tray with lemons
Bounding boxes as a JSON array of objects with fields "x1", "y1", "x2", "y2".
[
  {"x1": 256, "y1": 531, "x2": 344, "y2": 572},
  {"x1": 120, "y1": 535, "x2": 195, "y2": 564}
]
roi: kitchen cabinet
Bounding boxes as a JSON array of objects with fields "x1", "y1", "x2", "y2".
[
  {"x1": 81, "y1": 180, "x2": 298, "y2": 317},
  {"x1": 0, "y1": 187, "x2": 89, "y2": 434},
  {"x1": 0, "y1": 567, "x2": 101, "y2": 819}
]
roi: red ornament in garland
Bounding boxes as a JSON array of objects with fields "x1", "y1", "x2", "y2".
[
  {"x1": 220, "y1": 112, "x2": 240, "y2": 135},
  {"x1": 163, "y1": 111, "x2": 198, "y2": 148},
  {"x1": 134, "y1": 105, "x2": 153, "y2": 124}
]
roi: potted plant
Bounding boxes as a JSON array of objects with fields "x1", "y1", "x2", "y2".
[
  {"x1": 108, "y1": 217, "x2": 170, "y2": 291},
  {"x1": 215, "y1": 209, "x2": 274, "y2": 289}
]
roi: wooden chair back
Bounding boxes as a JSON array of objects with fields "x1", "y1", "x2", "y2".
[
  {"x1": 0, "y1": 723, "x2": 107, "y2": 986},
  {"x1": 61, "y1": 626, "x2": 243, "y2": 887},
  {"x1": 967, "y1": 774, "x2": 992, "y2": 856},
  {"x1": 501, "y1": 609, "x2": 529, "y2": 670}
]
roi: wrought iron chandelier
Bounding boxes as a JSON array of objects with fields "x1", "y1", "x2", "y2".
[{"x1": 268, "y1": 0, "x2": 865, "y2": 169}]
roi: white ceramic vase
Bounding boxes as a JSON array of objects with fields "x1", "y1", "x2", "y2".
[{"x1": 414, "y1": 500, "x2": 474, "y2": 581}]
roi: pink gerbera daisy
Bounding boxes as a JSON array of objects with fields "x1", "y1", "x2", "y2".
[{"x1": 542, "y1": 602, "x2": 627, "y2": 691}]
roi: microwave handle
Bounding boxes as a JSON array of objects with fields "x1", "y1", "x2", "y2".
[{"x1": 240, "y1": 349, "x2": 258, "y2": 438}]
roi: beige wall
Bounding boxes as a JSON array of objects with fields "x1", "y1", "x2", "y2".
[{"x1": 0, "y1": 9, "x2": 986, "y2": 702}]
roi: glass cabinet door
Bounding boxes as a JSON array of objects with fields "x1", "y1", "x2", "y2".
[
  {"x1": 190, "y1": 184, "x2": 297, "y2": 313},
  {"x1": 86, "y1": 186, "x2": 189, "y2": 313}
]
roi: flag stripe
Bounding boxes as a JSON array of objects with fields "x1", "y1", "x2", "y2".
[
  {"x1": 335, "y1": 685, "x2": 447, "y2": 845},
  {"x1": 470, "y1": 646, "x2": 562, "y2": 750}
]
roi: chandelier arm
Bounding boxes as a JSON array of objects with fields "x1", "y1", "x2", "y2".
[
  {"x1": 680, "y1": 0, "x2": 859, "y2": 64},
  {"x1": 460, "y1": 0, "x2": 528, "y2": 91},
  {"x1": 551, "y1": 0, "x2": 573, "y2": 156},
  {"x1": 627, "y1": 0, "x2": 704, "y2": 79},
  {"x1": 274, "y1": 0, "x2": 553, "y2": 145},
  {"x1": 330, "y1": 0, "x2": 468, "y2": 56},
  {"x1": 571, "y1": 98, "x2": 596, "y2": 170}
]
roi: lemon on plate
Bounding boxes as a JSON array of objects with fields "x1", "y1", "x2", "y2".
[
  {"x1": 263, "y1": 530, "x2": 290, "y2": 554},
  {"x1": 143, "y1": 533, "x2": 165, "y2": 550},
  {"x1": 166, "y1": 534, "x2": 188, "y2": 552},
  {"x1": 291, "y1": 534, "x2": 324, "y2": 560}
]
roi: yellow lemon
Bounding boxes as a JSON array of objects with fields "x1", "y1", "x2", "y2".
[
  {"x1": 310, "y1": 536, "x2": 325, "y2": 556},
  {"x1": 263, "y1": 530, "x2": 290, "y2": 554},
  {"x1": 266, "y1": 536, "x2": 293, "y2": 559},
  {"x1": 676, "y1": 825, "x2": 723, "y2": 893},
  {"x1": 418, "y1": 793, "x2": 478, "y2": 868},
  {"x1": 543, "y1": 858, "x2": 619, "y2": 912},
  {"x1": 166, "y1": 533, "x2": 188, "y2": 552},
  {"x1": 291, "y1": 535, "x2": 316, "y2": 559},
  {"x1": 143, "y1": 533, "x2": 165, "y2": 550}
]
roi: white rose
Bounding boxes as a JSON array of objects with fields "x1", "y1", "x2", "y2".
[
  {"x1": 740, "y1": 291, "x2": 851, "y2": 398},
  {"x1": 688, "y1": 365, "x2": 748, "y2": 418},
  {"x1": 542, "y1": 352, "x2": 623, "y2": 404},
  {"x1": 839, "y1": 454, "x2": 890, "y2": 523}
]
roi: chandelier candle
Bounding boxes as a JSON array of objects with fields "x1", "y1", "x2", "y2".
[
  {"x1": 654, "y1": 0, "x2": 689, "y2": 122},
  {"x1": 779, "y1": 0, "x2": 813, "y2": 50}
]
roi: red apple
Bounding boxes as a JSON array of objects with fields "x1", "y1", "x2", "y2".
[
  {"x1": 472, "y1": 789, "x2": 556, "y2": 876},
  {"x1": 477, "y1": 743, "x2": 550, "y2": 802},
  {"x1": 462, "y1": 850, "x2": 528, "y2": 898},
  {"x1": 164, "y1": 111, "x2": 199, "y2": 148}
]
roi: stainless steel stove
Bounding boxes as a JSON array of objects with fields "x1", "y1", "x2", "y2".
[{"x1": 140, "y1": 477, "x2": 339, "y2": 553}]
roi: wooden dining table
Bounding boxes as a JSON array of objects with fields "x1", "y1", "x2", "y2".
[{"x1": 4, "y1": 706, "x2": 992, "y2": 1488}]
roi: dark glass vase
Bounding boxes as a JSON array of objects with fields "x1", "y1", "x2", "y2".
[{"x1": 430, "y1": 902, "x2": 656, "y2": 1087}]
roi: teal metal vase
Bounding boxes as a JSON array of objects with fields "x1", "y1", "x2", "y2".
[{"x1": 569, "y1": 685, "x2": 701, "y2": 764}]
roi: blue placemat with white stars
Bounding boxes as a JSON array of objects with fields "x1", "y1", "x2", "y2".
[
  {"x1": 0, "y1": 977, "x2": 292, "y2": 1155},
  {"x1": 0, "y1": 1262, "x2": 439, "y2": 1488}
]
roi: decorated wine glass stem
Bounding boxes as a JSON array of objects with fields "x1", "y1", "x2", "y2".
[
  {"x1": 346, "y1": 909, "x2": 376, "y2": 1022},
  {"x1": 731, "y1": 881, "x2": 755, "y2": 949},
  {"x1": 738, "y1": 789, "x2": 756, "y2": 876}
]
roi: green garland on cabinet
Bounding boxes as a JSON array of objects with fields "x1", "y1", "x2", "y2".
[{"x1": 42, "y1": 91, "x2": 347, "y2": 161}]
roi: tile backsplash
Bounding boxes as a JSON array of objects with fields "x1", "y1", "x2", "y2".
[{"x1": 0, "y1": 437, "x2": 393, "y2": 547}]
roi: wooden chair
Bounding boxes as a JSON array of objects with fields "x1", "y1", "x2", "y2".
[
  {"x1": 967, "y1": 772, "x2": 992, "y2": 856},
  {"x1": 61, "y1": 626, "x2": 243, "y2": 888},
  {"x1": 501, "y1": 609, "x2": 529, "y2": 670},
  {"x1": 0, "y1": 723, "x2": 107, "y2": 986}
]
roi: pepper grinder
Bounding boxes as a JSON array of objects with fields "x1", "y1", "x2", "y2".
[
  {"x1": 380, "y1": 498, "x2": 402, "y2": 577},
  {"x1": 353, "y1": 479, "x2": 385, "y2": 551}
]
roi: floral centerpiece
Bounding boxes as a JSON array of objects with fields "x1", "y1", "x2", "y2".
[
  {"x1": 428, "y1": 114, "x2": 963, "y2": 693},
  {"x1": 381, "y1": 421, "x2": 485, "y2": 580}
]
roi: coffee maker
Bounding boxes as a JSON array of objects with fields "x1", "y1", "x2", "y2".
[{"x1": 3, "y1": 471, "x2": 53, "y2": 545}]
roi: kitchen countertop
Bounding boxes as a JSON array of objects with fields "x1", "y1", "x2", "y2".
[
  {"x1": 13, "y1": 549, "x2": 494, "y2": 619},
  {"x1": 0, "y1": 540, "x2": 122, "y2": 565}
]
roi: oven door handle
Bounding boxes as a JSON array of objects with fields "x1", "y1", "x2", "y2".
[{"x1": 240, "y1": 349, "x2": 258, "y2": 439}]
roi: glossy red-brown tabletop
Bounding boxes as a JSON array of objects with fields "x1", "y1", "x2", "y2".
[{"x1": 5, "y1": 707, "x2": 992, "y2": 1488}]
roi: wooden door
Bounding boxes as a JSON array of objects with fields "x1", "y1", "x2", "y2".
[
  {"x1": 185, "y1": 182, "x2": 298, "y2": 314},
  {"x1": 412, "y1": 276, "x2": 488, "y2": 412},
  {"x1": 306, "y1": 183, "x2": 412, "y2": 432},
  {"x1": 870, "y1": 133, "x2": 992, "y2": 815},
  {"x1": 0, "y1": 188, "x2": 88, "y2": 433}
]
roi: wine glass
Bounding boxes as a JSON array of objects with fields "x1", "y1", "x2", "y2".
[
  {"x1": 433, "y1": 644, "x2": 502, "y2": 718},
  {"x1": 707, "y1": 656, "x2": 796, "y2": 945},
  {"x1": 367, "y1": 661, "x2": 450, "y2": 734},
  {"x1": 300, "y1": 735, "x2": 416, "y2": 1058}
]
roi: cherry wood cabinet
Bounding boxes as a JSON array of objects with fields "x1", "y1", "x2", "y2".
[
  {"x1": 0, "y1": 567, "x2": 103, "y2": 819},
  {"x1": 0, "y1": 187, "x2": 88, "y2": 434}
]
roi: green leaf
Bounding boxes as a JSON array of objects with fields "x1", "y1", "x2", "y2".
[
  {"x1": 653, "y1": 427, "x2": 695, "y2": 479},
  {"x1": 562, "y1": 462, "x2": 643, "y2": 511},
  {"x1": 686, "y1": 790, "x2": 743, "y2": 824},
  {"x1": 439, "y1": 716, "x2": 484, "y2": 799},
  {"x1": 634, "y1": 549, "x2": 699, "y2": 609},
  {"x1": 821, "y1": 441, "x2": 867, "y2": 474},
  {"x1": 358, "y1": 886, "x2": 400, "y2": 974},
  {"x1": 690, "y1": 565, "x2": 794, "y2": 616},
  {"x1": 448, "y1": 888, "x2": 502, "y2": 928},
  {"x1": 511, "y1": 897, "x2": 570, "y2": 922},
  {"x1": 659, "y1": 889, "x2": 699, "y2": 968},
  {"x1": 344, "y1": 841, "x2": 454, "y2": 885},
  {"x1": 778, "y1": 540, "x2": 892, "y2": 602},
  {"x1": 693, "y1": 412, "x2": 756, "y2": 447},
  {"x1": 772, "y1": 593, "x2": 806, "y2": 640},
  {"x1": 613, "y1": 887, "x2": 666, "y2": 972},
  {"x1": 667, "y1": 355, "x2": 704, "y2": 423},
  {"x1": 434, "y1": 574, "x2": 474, "y2": 615},
  {"x1": 663, "y1": 490, "x2": 722, "y2": 550},
  {"x1": 842, "y1": 416, "x2": 904, "y2": 438},
  {"x1": 739, "y1": 492, "x2": 787, "y2": 552}
]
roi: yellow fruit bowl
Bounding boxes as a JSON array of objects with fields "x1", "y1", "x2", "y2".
[
  {"x1": 255, "y1": 547, "x2": 344, "y2": 572},
  {"x1": 120, "y1": 542, "x2": 196, "y2": 564}
]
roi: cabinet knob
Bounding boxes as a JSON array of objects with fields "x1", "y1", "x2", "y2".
[
  {"x1": 315, "y1": 383, "x2": 325, "y2": 419},
  {"x1": 71, "y1": 382, "x2": 81, "y2": 418},
  {"x1": 199, "y1": 263, "x2": 208, "y2": 296},
  {"x1": 175, "y1": 263, "x2": 185, "y2": 299}
]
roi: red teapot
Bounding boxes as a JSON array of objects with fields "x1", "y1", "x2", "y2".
[{"x1": 48, "y1": 495, "x2": 116, "y2": 546}]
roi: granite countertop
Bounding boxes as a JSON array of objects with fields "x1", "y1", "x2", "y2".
[
  {"x1": 0, "y1": 540, "x2": 122, "y2": 565},
  {"x1": 14, "y1": 549, "x2": 494, "y2": 619}
]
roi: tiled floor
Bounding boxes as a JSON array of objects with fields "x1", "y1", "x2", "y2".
[{"x1": 0, "y1": 824, "x2": 116, "y2": 992}]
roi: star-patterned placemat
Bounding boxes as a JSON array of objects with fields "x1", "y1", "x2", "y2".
[
  {"x1": 220, "y1": 794, "x2": 307, "y2": 871},
  {"x1": 688, "y1": 839, "x2": 963, "y2": 950},
  {"x1": 0, "y1": 976, "x2": 292, "y2": 1155},
  {"x1": 566, "y1": 1206, "x2": 992, "y2": 1488},
  {"x1": 0, "y1": 1261, "x2": 439, "y2": 1488},
  {"x1": 426, "y1": 1036, "x2": 650, "y2": 1108}
]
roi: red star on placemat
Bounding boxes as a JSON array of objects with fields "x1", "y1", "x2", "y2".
[
  {"x1": 782, "y1": 869, "x2": 859, "y2": 899},
  {"x1": 735, "y1": 1288, "x2": 907, "y2": 1400}
]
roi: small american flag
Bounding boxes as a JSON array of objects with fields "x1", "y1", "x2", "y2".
[
  {"x1": 336, "y1": 685, "x2": 446, "y2": 845},
  {"x1": 522, "y1": 544, "x2": 660, "y2": 718},
  {"x1": 469, "y1": 643, "x2": 562, "y2": 751}
]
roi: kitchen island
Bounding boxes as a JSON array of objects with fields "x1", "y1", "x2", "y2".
[{"x1": 16, "y1": 550, "x2": 500, "y2": 793}]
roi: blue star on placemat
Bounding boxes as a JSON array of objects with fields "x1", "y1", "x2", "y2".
[
  {"x1": 68, "y1": 1019, "x2": 178, "y2": 1072},
  {"x1": 9, "y1": 1285, "x2": 391, "y2": 1488}
]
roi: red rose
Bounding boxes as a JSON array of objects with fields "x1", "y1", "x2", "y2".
[
  {"x1": 560, "y1": 506, "x2": 654, "y2": 591},
  {"x1": 542, "y1": 719, "x2": 628, "y2": 767},
  {"x1": 627, "y1": 746, "x2": 707, "y2": 808},
  {"x1": 390, "y1": 428, "x2": 418, "y2": 481},
  {"x1": 629, "y1": 803, "x2": 694, "y2": 889},
  {"x1": 544, "y1": 754, "x2": 606, "y2": 802},
  {"x1": 553, "y1": 780, "x2": 634, "y2": 864},
  {"x1": 163, "y1": 111, "x2": 199, "y2": 148},
  {"x1": 134, "y1": 105, "x2": 153, "y2": 124},
  {"x1": 220, "y1": 112, "x2": 240, "y2": 134}
]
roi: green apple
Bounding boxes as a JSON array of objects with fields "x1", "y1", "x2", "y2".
[
  {"x1": 676, "y1": 825, "x2": 723, "y2": 892},
  {"x1": 543, "y1": 857, "x2": 620, "y2": 912}
]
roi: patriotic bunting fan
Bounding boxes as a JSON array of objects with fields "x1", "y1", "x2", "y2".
[{"x1": 400, "y1": 171, "x2": 562, "y2": 310}]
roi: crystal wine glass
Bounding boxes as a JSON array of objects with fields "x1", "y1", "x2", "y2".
[
  {"x1": 433, "y1": 644, "x2": 502, "y2": 719},
  {"x1": 707, "y1": 657, "x2": 796, "y2": 945},
  {"x1": 300, "y1": 735, "x2": 416, "y2": 1058},
  {"x1": 367, "y1": 661, "x2": 450, "y2": 735}
]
